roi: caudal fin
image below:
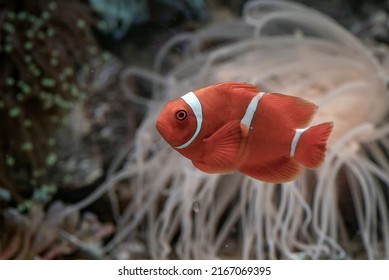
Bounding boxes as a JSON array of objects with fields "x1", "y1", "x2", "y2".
[{"x1": 294, "y1": 122, "x2": 333, "y2": 169}]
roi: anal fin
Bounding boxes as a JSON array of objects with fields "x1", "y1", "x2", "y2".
[{"x1": 239, "y1": 157, "x2": 302, "y2": 183}]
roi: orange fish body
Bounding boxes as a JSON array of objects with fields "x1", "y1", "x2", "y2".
[{"x1": 156, "y1": 82, "x2": 333, "y2": 183}]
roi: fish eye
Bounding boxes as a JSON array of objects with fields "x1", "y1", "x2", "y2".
[{"x1": 175, "y1": 110, "x2": 187, "y2": 121}]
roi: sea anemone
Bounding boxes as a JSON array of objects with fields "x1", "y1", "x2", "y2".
[{"x1": 61, "y1": 0, "x2": 389, "y2": 259}]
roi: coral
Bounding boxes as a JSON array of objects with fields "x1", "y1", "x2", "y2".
[
  {"x1": 0, "y1": 201, "x2": 114, "y2": 259},
  {"x1": 0, "y1": 0, "x2": 105, "y2": 212},
  {"x1": 46, "y1": 0, "x2": 389, "y2": 259},
  {"x1": 89, "y1": 0, "x2": 207, "y2": 39},
  {"x1": 90, "y1": 0, "x2": 149, "y2": 39}
]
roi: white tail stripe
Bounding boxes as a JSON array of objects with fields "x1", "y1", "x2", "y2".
[
  {"x1": 175, "y1": 92, "x2": 203, "y2": 149},
  {"x1": 290, "y1": 128, "x2": 308, "y2": 157},
  {"x1": 241, "y1": 92, "x2": 265, "y2": 129}
]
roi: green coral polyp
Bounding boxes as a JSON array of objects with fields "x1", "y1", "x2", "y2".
[
  {"x1": 26, "y1": 30, "x2": 34, "y2": 39},
  {"x1": 24, "y1": 55, "x2": 32, "y2": 63},
  {"x1": 3, "y1": 22, "x2": 15, "y2": 33},
  {"x1": 0, "y1": 187, "x2": 11, "y2": 202},
  {"x1": 63, "y1": 67, "x2": 74, "y2": 77},
  {"x1": 21, "y1": 84, "x2": 32, "y2": 94},
  {"x1": 5, "y1": 77, "x2": 15, "y2": 86},
  {"x1": 5, "y1": 156, "x2": 15, "y2": 167},
  {"x1": 70, "y1": 85, "x2": 79, "y2": 96},
  {"x1": 54, "y1": 95, "x2": 65, "y2": 106},
  {"x1": 41, "y1": 11, "x2": 50, "y2": 21},
  {"x1": 77, "y1": 19, "x2": 86, "y2": 29},
  {"x1": 50, "y1": 58, "x2": 59, "y2": 66},
  {"x1": 17, "y1": 199, "x2": 32, "y2": 212},
  {"x1": 48, "y1": 1, "x2": 58, "y2": 11},
  {"x1": 27, "y1": 15, "x2": 37, "y2": 23},
  {"x1": 46, "y1": 27, "x2": 55, "y2": 37},
  {"x1": 20, "y1": 142, "x2": 33, "y2": 151},
  {"x1": 24, "y1": 41, "x2": 33, "y2": 50},
  {"x1": 17, "y1": 12, "x2": 27, "y2": 20},
  {"x1": 9, "y1": 107, "x2": 21, "y2": 117},
  {"x1": 41, "y1": 78, "x2": 56, "y2": 87},
  {"x1": 32, "y1": 184, "x2": 57, "y2": 202},
  {"x1": 29, "y1": 66, "x2": 41, "y2": 77},
  {"x1": 32, "y1": 19, "x2": 43, "y2": 31},
  {"x1": 102, "y1": 51, "x2": 112, "y2": 61},
  {"x1": 46, "y1": 153, "x2": 57, "y2": 166}
]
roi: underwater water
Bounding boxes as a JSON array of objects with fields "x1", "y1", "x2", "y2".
[{"x1": 1, "y1": 0, "x2": 389, "y2": 259}]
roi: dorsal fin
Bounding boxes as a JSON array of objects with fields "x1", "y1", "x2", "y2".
[
  {"x1": 264, "y1": 93, "x2": 318, "y2": 128},
  {"x1": 196, "y1": 81, "x2": 259, "y2": 96}
]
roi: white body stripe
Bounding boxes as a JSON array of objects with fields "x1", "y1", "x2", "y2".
[
  {"x1": 290, "y1": 128, "x2": 308, "y2": 157},
  {"x1": 241, "y1": 92, "x2": 265, "y2": 129},
  {"x1": 175, "y1": 92, "x2": 203, "y2": 149},
  {"x1": 175, "y1": 91, "x2": 265, "y2": 149}
]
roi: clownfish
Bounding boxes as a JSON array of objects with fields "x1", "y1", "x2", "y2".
[{"x1": 156, "y1": 82, "x2": 333, "y2": 183}]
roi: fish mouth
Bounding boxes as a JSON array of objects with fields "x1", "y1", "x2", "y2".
[
  {"x1": 156, "y1": 119, "x2": 176, "y2": 146},
  {"x1": 155, "y1": 118, "x2": 166, "y2": 137}
]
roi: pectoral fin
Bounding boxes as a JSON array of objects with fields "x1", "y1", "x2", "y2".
[{"x1": 192, "y1": 120, "x2": 245, "y2": 173}]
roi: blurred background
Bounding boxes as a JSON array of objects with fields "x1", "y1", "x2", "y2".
[{"x1": 1, "y1": 0, "x2": 389, "y2": 259}]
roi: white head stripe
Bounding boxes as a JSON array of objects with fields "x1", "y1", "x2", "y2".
[
  {"x1": 175, "y1": 91, "x2": 203, "y2": 149},
  {"x1": 290, "y1": 128, "x2": 308, "y2": 157},
  {"x1": 241, "y1": 92, "x2": 265, "y2": 129}
]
